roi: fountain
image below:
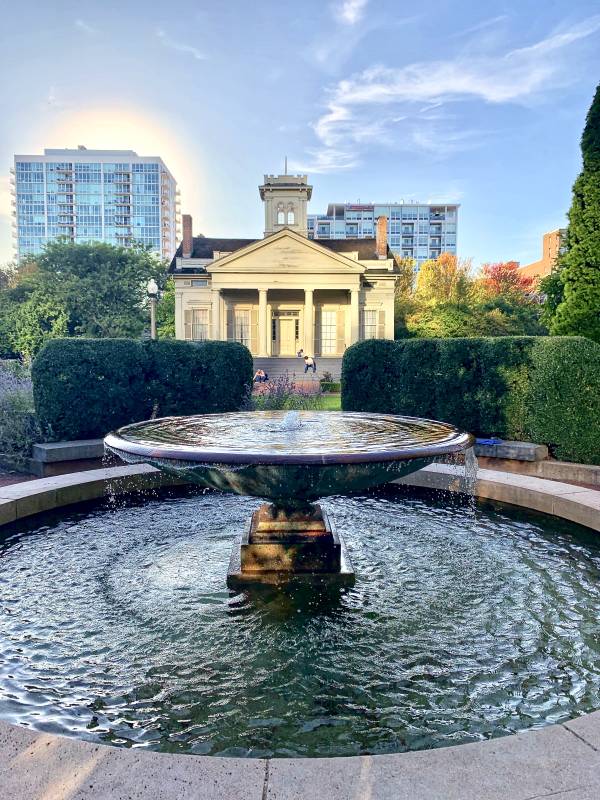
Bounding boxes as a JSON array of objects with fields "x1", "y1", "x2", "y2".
[{"x1": 105, "y1": 410, "x2": 473, "y2": 587}]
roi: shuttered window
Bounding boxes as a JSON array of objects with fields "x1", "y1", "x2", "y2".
[
  {"x1": 362, "y1": 310, "x2": 378, "y2": 339},
  {"x1": 184, "y1": 308, "x2": 210, "y2": 341},
  {"x1": 234, "y1": 309, "x2": 251, "y2": 347}
]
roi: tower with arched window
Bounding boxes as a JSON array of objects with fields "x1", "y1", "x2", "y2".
[{"x1": 259, "y1": 173, "x2": 312, "y2": 238}]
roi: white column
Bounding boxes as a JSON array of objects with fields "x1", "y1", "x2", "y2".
[
  {"x1": 304, "y1": 289, "x2": 314, "y2": 355},
  {"x1": 350, "y1": 288, "x2": 360, "y2": 344},
  {"x1": 211, "y1": 289, "x2": 221, "y2": 340},
  {"x1": 258, "y1": 289, "x2": 268, "y2": 356},
  {"x1": 175, "y1": 292, "x2": 184, "y2": 339}
]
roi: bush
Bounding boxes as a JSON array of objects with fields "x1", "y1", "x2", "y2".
[
  {"x1": 342, "y1": 337, "x2": 600, "y2": 464},
  {"x1": 144, "y1": 339, "x2": 253, "y2": 416},
  {"x1": 32, "y1": 338, "x2": 254, "y2": 441},
  {"x1": 248, "y1": 373, "x2": 324, "y2": 411},
  {"x1": 32, "y1": 339, "x2": 151, "y2": 440},
  {"x1": 320, "y1": 381, "x2": 341, "y2": 393},
  {"x1": 524, "y1": 338, "x2": 600, "y2": 464},
  {"x1": 0, "y1": 361, "x2": 40, "y2": 469}
]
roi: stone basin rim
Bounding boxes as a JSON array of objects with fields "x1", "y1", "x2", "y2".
[{"x1": 104, "y1": 411, "x2": 475, "y2": 466}]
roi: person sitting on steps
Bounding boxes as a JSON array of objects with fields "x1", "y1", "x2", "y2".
[{"x1": 303, "y1": 355, "x2": 316, "y2": 374}]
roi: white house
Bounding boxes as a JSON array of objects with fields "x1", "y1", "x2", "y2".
[{"x1": 169, "y1": 173, "x2": 397, "y2": 359}]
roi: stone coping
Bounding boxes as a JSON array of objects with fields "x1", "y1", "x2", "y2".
[{"x1": 1, "y1": 463, "x2": 600, "y2": 798}]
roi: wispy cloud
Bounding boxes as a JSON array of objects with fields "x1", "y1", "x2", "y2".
[
  {"x1": 299, "y1": 15, "x2": 600, "y2": 172},
  {"x1": 156, "y1": 29, "x2": 206, "y2": 61},
  {"x1": 45, "y1": 85, "x2": 67, "y2": 110},
  {"x1": 75, "y1": 19, "x2": 96, "y2": 35},
  {"x1": 449, "y1": 15, "x2": 508, "y2": 39},
  {"x1": 309, "y1": 9, "x2": 415, "y2": 75},
  {"x1": 337, "y1": 0, "x2": 368, "y2": 25}
]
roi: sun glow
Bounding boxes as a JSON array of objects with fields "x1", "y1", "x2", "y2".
[{"x1": 43, "y1": 106, "x2": 203, "y2": 217}]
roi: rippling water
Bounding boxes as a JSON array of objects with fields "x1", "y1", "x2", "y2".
[
  {"x1": 1, "y1": 486, "x2": 600, "y2": 758},
  {"x1": 109, "y1": 411, "x2": 467, "y2": 458}
]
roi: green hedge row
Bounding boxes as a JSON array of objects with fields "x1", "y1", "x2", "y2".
[
  {"x1": 341, "y1": 337, "x2": 600, "y2": 465},
  {"x1": 32, "y1": 338, "x2": 253, "y2": 440}
]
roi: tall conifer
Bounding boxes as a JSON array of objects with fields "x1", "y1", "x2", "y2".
[{"x1": 551, "y1": 83, "x2": 600, "y2": 342}]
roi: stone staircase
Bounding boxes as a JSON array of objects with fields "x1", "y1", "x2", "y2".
[{"x1": 253, "y1": 357, "x2": 342, "y2": 382}]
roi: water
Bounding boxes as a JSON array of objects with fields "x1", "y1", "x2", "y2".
[
  {"x1": 1, "y1": 485, "x2": 600, "y2": 758},
  {"x1": 106, "y1": 411, "x2": 470, "y2": 460},
  {"x1": 280, "y1": 410, "x2": 301, "y2": 432}
]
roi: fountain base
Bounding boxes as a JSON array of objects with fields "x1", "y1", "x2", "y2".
[{"x1": 227, "y1": 503, "x2": 355, "y2": 588}]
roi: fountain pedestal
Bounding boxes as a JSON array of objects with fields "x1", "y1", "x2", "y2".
[{"x1": 227, "y1": 503, "x2": 355, "y2": 588}]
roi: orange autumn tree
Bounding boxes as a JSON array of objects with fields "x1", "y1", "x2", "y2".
[{"x1": 479, "y1": 261, "x2": 534, "y2": 298}]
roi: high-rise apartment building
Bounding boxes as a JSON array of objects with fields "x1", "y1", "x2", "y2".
[
  {"x1": 10, "y1": 147, "x2": 180, "y2": 261},
  {"x1": 307, "y1": 202, "x2": 459, "y2": 268}
]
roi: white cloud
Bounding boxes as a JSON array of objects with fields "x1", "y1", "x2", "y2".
[
  {"x1": 301, "y1": 15, "x2": 600, "y2": 172},
  {"x1": 75, "y1": 19, "x2": 96, "y2": 34},
  {"x1": 337, "y1": 0, "x2": 369, "y2": 25},
  {"x1": 156, "y1": 29, "x2": 206, "y2": 61}
]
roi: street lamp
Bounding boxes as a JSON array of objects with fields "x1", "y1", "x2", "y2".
[{"x1": 147, "y1": 279, "x2": 159, "y2": 341}]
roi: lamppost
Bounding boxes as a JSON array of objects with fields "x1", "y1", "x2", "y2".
[{"x1": 147, "y1": 279, "x2": 158, "y2": 341}]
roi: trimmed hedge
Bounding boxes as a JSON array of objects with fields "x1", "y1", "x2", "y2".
[
  {"x1": 342, "y1": 336, "x2": 600, "y2": 465},
  {"x1": 144, "y1": 339, "x2": 253, "y2": 416},
  {"x1": 32, "y1": 338, "x2": 253, "y2": 440},
  {"x1": 32, "y1": 339, "x2": 151, "y2": 441}
]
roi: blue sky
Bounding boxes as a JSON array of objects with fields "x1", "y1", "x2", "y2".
[{"x1": 1, "y1": 0, "x2": 599, "y2": 268}]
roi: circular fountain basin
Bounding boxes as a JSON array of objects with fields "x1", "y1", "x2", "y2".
[
  {"x1": 2, "y1": 485, "x2": 600, "y2": 758},
  {"x1": 105, "y1": 411, "x2": 473, "y2": 504}
]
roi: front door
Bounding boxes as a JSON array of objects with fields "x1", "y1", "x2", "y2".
[{"x1": 278, "y1": 317, "x2": 296, "y2": 355}]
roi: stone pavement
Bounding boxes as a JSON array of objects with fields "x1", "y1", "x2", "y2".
[{"x1": 2, "y1": 714, "x2": 600, "y2": 799}]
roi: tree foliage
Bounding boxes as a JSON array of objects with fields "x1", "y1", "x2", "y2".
[
  {"x1": 549, "y1": 82, "x2": 600, "y2": 342},
  {"x1": 394, "y1": 252, "x2": 545, "y2": 339},
  {"x1": 156, "y1": 277, "x2": 176, "y2": 339},
  {"x1": 0, "y1": 240, "x2": 166, "y2": 360},
  {"x1": 415, "y1": 253, "x2": 472, "y2": 304},
  {"x1": 479, "y1": 260, "x2": 534, "y2": 296}
]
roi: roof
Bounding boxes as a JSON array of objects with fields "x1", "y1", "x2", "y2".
[
  {"x1": 169, "y1": 234, "x2": 392, "y2": 273},
  {"x1": 169, "y1": 237, "x2": 258, "y2": 272}
]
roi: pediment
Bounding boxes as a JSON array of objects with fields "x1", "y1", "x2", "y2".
[{"x1": 208, "y1": 229, "x2": 365, "y2": 275}]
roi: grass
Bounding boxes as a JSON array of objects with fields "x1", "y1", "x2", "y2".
[{"x1": 320, "y1": 394, "x2": 341, "y2": 410}]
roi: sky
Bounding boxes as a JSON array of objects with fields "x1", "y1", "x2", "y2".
[{"x1": 1, "y1": 0, "x2": 599, "y2": 269}]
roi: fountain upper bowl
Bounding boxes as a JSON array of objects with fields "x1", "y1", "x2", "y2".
[{"x1": 104, "y1": 411, "x2": 473, "y2": 503}]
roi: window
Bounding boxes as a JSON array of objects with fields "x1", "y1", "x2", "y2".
[
  {"x1": 277, "y1": 210, "x2": 285, "y2": 225},
  {"x1": 287, "y1": 209, "x2": 295, "y2": 225},
  {"x1": 234, "y1": 309, "x2": 250, "y2": 347},
  {"x1": 362, "y1": 310, "x2": 377, "y2": 339},
  {"x1": 191, "y1": 279, "x2": 208, "y2": 287},
  {"x1": 185, "y1": 308, "x2": 209, "y2": 341},
  {"x1": 321, "y1": 310, "x2": 337, "y2": 354}
]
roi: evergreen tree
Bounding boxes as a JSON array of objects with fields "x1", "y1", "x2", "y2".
[{"x1": 551, "y1": 83, "x2": 600, "y2": 342}]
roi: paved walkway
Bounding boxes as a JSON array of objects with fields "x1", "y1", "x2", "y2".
[{"x1": 0, "y1": 468, "x2": 34, "y2": 488}]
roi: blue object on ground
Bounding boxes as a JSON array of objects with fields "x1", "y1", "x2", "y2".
[{"x1": 475, "y1": 437, "x2": 504, "y2": 446}]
